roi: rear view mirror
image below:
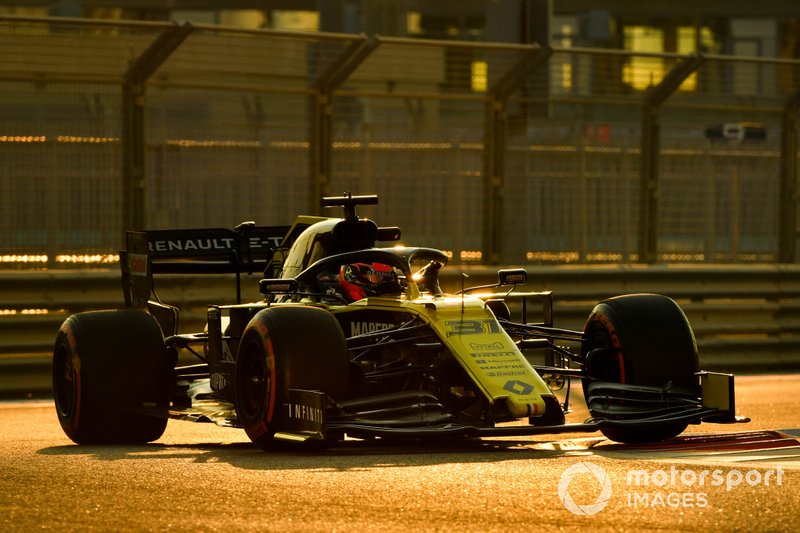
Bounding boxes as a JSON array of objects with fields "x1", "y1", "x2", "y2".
[
  {"x1": 498, "y1": 269, "x2": 527, "y2": 286},
  {"x1": 259, "y1": 278, "x2": 298, "y2": 295},
  {"x1": 457, "y1": 268, "x2": 528, "y2": 295}
]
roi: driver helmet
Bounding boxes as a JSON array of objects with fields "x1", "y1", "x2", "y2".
[{"x1": 339, "y1": 263, "x2": 401, "y2": 302}]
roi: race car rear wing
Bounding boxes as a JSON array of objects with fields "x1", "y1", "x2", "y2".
[{"x1": 120, "y1": 219, "x2": 324, "y2": 310}]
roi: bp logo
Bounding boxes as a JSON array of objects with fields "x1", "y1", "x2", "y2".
[{"x1": 557, "y1": 462, "x2": 612, "y2": 516}]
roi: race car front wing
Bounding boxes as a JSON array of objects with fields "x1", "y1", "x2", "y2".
[{"x1": 262, "y1": 371, "x2": 747, "y2": 444}]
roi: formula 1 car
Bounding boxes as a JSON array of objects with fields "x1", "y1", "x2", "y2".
[{"x1": 52, "y1": 194, "x2": 746, "y2": 449}]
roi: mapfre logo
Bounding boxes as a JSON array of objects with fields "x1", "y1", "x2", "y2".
[{"x1": 350, "y1": 322, "x2": 395, "y2": 336}]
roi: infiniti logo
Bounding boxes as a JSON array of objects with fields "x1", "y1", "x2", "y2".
[{"x1": 558, "y1": 462, "x2": 613, "y2": 516}]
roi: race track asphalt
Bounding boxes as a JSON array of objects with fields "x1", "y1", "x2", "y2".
[{"x1": 1, "y1": 374, "x2": 799, "y2": 532}]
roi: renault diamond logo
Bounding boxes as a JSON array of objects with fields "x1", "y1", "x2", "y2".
[{"x1": 503, "y1": 380, "x2": 535, "y2": 395}]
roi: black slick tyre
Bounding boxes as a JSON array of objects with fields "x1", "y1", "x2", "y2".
[
  {"x1": 581, "y1": 294, "x2": 700, "y2": 443},
  {"x1": 52, "y1": 309, "x2": 171, "y2": 444},
  {"x1": 234, "y1": 306, "x2": 350, "y2": 450}
]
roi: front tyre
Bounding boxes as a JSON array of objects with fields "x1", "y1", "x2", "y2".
[
  {"x1": 234, "y1": 307, "x2": 350, "y2": 450},
  {"x1": 581, "y1": 294, "x2": 700, "y2": 443},
  {"x1": 52, "y1": 310, "x2": 171, "y2": 444}
]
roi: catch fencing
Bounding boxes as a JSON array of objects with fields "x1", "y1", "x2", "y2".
[
  {"x1": 2, "y1": 266, "x2": 800, "y2": 392},
  {"x1": 1, "y1": 15, "x2": 799, "y2": 267}
]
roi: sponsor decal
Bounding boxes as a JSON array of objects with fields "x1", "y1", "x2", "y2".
[
  {"x1": 149, "y1": 237, "x2": 235, "y2": 253},
  {"x1": 284, "y1": 390, "x2": 327, "y2": 436},
  {"x1": 350, "y1": 322, "x2": 395, "y2": 336},
  {"x1": 487, "y1": 371, "x2": 527, "y2": 377},
  {"x1": 471, "y1": 351, "x2": 530, "y2": 377},
  {"x1": 263, "y1": 282, "x2": 294, "y2": 293},
  {"x1": 469, "y1": 342, "x2": 505, "y2": 351},
  {"x1": 251, "y1": 235, "x2": 283, "y2": 249},
  {"x1": 503, "y1": 380, "x2": 535, "y2": 395},
  {"x1": 476, "y1": 364, "x2": 526, "y2": 371},
  {"x1": 147, "y1": 235, "x2": 283, "y2": 255},
  {"x1": 286, "y1": 402, "x2": 324, "y2": 425},
  {"x1": 127, "y1": 253, "x2": 148, "y2": 277},
  {"x1": 474, "y1": 359, "x2": 522, "y2": 367},
  {"x1": 470, "y1": 351, "x2": 518, "y2": 359}
]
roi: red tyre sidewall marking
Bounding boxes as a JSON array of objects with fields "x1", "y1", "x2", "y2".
[
  {"x1": 61, "y1": 323, "x2": 82, "y2": 433},
  {"x1": 589, "y1": 312, "x2": 626, "y2": 384},
  {"x1": 249, "y1": 321, "x2": 277, "y2": 439}
]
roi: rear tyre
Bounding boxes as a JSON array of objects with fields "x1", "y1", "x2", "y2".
[
  {"x1": 52, "y1": 310, "x2": 171, "y2": 444},
  {"x1": 234, "y1": 306, "x2": 350, "y2": 450},
  {"x1": 581, "y1": 294, "x2": 699, "y2": 443}
]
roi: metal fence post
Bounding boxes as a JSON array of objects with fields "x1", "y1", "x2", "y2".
[
  {"x1": 779, "y1": 91, "x2": 800, "y2": 263},
  {"x1": 308, "y1": 35, "x2": 377, "y2": 214},
  {"x1": 638, "y1": 53, "x2": 706, "y2": 263},
  {"x1": 639, "y1": 105, "x2": 660, "y2": 264},
  {"x1": 483, "y1": 45, "x2": 551, "y2": 265},
  {"x1": 121, "y1": 22, "x2": 193, "y2": 238},
  {"x1": 483, "y1": 97, "x2": 506, "y2": 265}
]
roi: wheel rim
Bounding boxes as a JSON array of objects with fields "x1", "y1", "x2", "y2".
[
  {"x1": 238, "y1": 339, "x2": 270, "y2": 422},
  {"x1": 53, "y1": 343, "x2": 75, "y2": 419},
  {"x1": 583, "y1": 322, "x2": 624, "y2": 384}
]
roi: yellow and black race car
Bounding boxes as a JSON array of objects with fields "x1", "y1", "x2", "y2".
[{"x1": 52, "y1": 194, "x2": 746, "y2": 449}]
